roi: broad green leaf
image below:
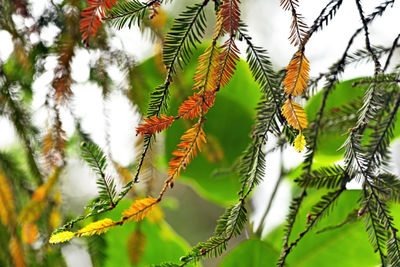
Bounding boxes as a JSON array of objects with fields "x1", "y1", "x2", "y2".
[
  {"x1": 305, "y1": 78, "x2": 366, "y2": 160},
  {"x1": 219, "y1": 239, "x2": 278, "y2": 267},
  {"x1": 305, "y1": 77, "x2": 400, "y2": 165},
  {"x1": 99, "y1": 201, "x2": 193, "y2": 267},
  {"x1": 265, "y1": 190, "x2": 380, "y2": 266}
]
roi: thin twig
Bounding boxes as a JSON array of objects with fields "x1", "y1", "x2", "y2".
[
  {"x1": 355, "y1": 0, "x2": 382, "y2": 74},
  {"x1": 383, "y1": 33, "x2": 400, "y2": 72}
]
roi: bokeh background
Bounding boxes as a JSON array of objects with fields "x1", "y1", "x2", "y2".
[{"x1": 1, "y1": 0, "x2": 400, "y2": 266}]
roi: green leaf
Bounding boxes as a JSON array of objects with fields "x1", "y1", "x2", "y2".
[
  {"x1": 106, "y1": 0, "x2": 150, "y2": 29},
  {"x1": 295, "y1": 165, "x2": 347, "y2": 189},
  {"x1": 81, "y1": 142, "x2": 116, "y2": 204},
  {"x1": 305, "y1": 78, "x2": 366, "y2": 160},
  {"x1": 163, "y1": 2, "x2": 209, "y2": 73},
  {"x1": 219, "y1": 239, "x2": 278, "y2": 267},
  {"x1": 305, "y1": 76, "x2": 400, "y2": 165},
  {"x1": 101, "y1": 201, "x2": 194, "y2": 267},
  {"x1": 265, "y1": 190, "x2": 380, "y2": 267}
]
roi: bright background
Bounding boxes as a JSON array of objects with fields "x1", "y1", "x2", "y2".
[{"x1": 1, "y1": 0, "x2": 400, "y2": 266}]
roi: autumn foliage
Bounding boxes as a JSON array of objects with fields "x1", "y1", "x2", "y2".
[
  {"x1": 80, "y1": 0, "x2": 117, "y2": 46},
  {"x1": 279, "y1": 0, "x2": 311, "y2": 152}
]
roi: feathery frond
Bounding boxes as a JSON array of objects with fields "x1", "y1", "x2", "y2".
[
  {"x1": 214, "y1": 37, "x2": 240, "y2": 90},
  {"x1": 147, "y1": 83, "x2": 170, "y2": 117},
  {"x1": 122, "y1": 197, "x2": 158, "y2": 222},
  {"x1": 178, "y1": 90, "x2": 216, "y2": 120},
  {"x1": 281, "y1": 98, "x2": 308, "y2": 130},
  {"x1": 363, "y1": 195, "x2": 387, "y2": 264},
  {"x1": 356, "y1": 84, "x2": 385, "y2": 128},
  {"x1": 283, "y1": 51, "x2": 310, "y2": 96},
  {"x1": 49, "y1": 231, "x2": 75, "y2": 244},
  {"x1": 136, "y1": 115, "x2": 177, "y2": 136},
  {"x1": 183, "y1": 236, "x2": 228, "y2": 261},
  {"x1": 295, "y1": 165, "x2": 347, "y2": 189},
  {"x1": 81, "y1": 142, "x2": 117, "y2": 205},
  {"x1": 105, "y1": 0, "x2": 157, "y2": 29},
  {"x1": 167, "y1": 121, "x2": 206, "y2": 183},
  {"x1": 81, "y1": 141, "x2": 108, "y2": 179},
  {"x1": 52, "y1": 35, "x2": 76, "y2": 104},
  {"x1": 80, "y1": 0, "x2": 117, "y2": 46},
  {"x1": 192, "y1": 44, "x2": 222, "y2": 92},
  {"x1": 163, "y1": 1, "x2": 209, "y2": 73},
  {"x1": 238, "y1": 140, "x2": 266, "y2": 197},
  {"x1": 215, "y1": 203, "x2": 247, "y2": 237},
  {"x1": 280, "y1": 0, "x2": 308, "y2": 46},
  {"x1": 76, "y1": 218, "x2": 116, "y2": 237},
  {"x1": 240, "y1": 26, "x2": 280, "y2": 100},
  {"x1": 252, "y1": 96, "x2": 281, "y2": 138},
  {"x1": 219, "y1": 0, "x2": 241, "y2": 34}
]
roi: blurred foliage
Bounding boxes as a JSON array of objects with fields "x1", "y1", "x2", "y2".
[{"x1": 1, "y1": 0, "x2": 400, "y2": 267}]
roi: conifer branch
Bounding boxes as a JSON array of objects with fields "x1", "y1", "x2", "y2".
[
  {"x1": 280, "y1": 59, "x2": 340, "y2": 261},
  {"x1": 355, "y1": 0, "x2": 382, "y2": 74},
  {"x1": 51, "y1": 198, "x2": 159, "y2": 243},
  {"x1": 310, "y1": 0, "x2": 395, "y2": 89},
  {"x1": 179, "y1": 49, "x2": 280, "y2": 267},
  {"x1": 103, "y1": 0, "x2": 160, "y2": 28},
  {"x1": 159, "y1": 119, "x2": 206, "y2": 197},
  {"x1": 362, "y1": 191, "x2": 387, "y2": 265},
  {"x1": 383, "y1": 33, "x2": 400, "y2": 72},
  {"x1": 295, "y1": 165, "x2": 348, "y2": 189},
  {"x1": 306, "y1": 0, "x2": 343, "y2": 41},
  {"x1": 280, "y1": 0, "x2": 308, "y2": 47},
  {"x1": 374, "y1": 173, "x2": 400, "y2": 203},
  {"x1": 278, "y1": 188, "x2": 345, "y2": 266},
  {"x1": 163, "y1": 0, "x2": 210, "y2": 74},
  {"x1": 81, "y1": 142, "x2": 116, "y2": 207},
  {"x1": 362, "y1": 175, "x2": 400, "y2": 265},
  {"x1": 279, "y1": 0, "x2": 397, "y2": 252},
  {"x1": 134, "y1": 0, "x2": 212, "y2": 185},
  {"x1": 80, "y1": 0, "x2": 117, "y2": 46},
  {"x1": 238, "y1": 27, "x2": 282, "y2": 103},
  {"x1": 340, "y1": 80, "x2": 400, "y2": 264}
]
